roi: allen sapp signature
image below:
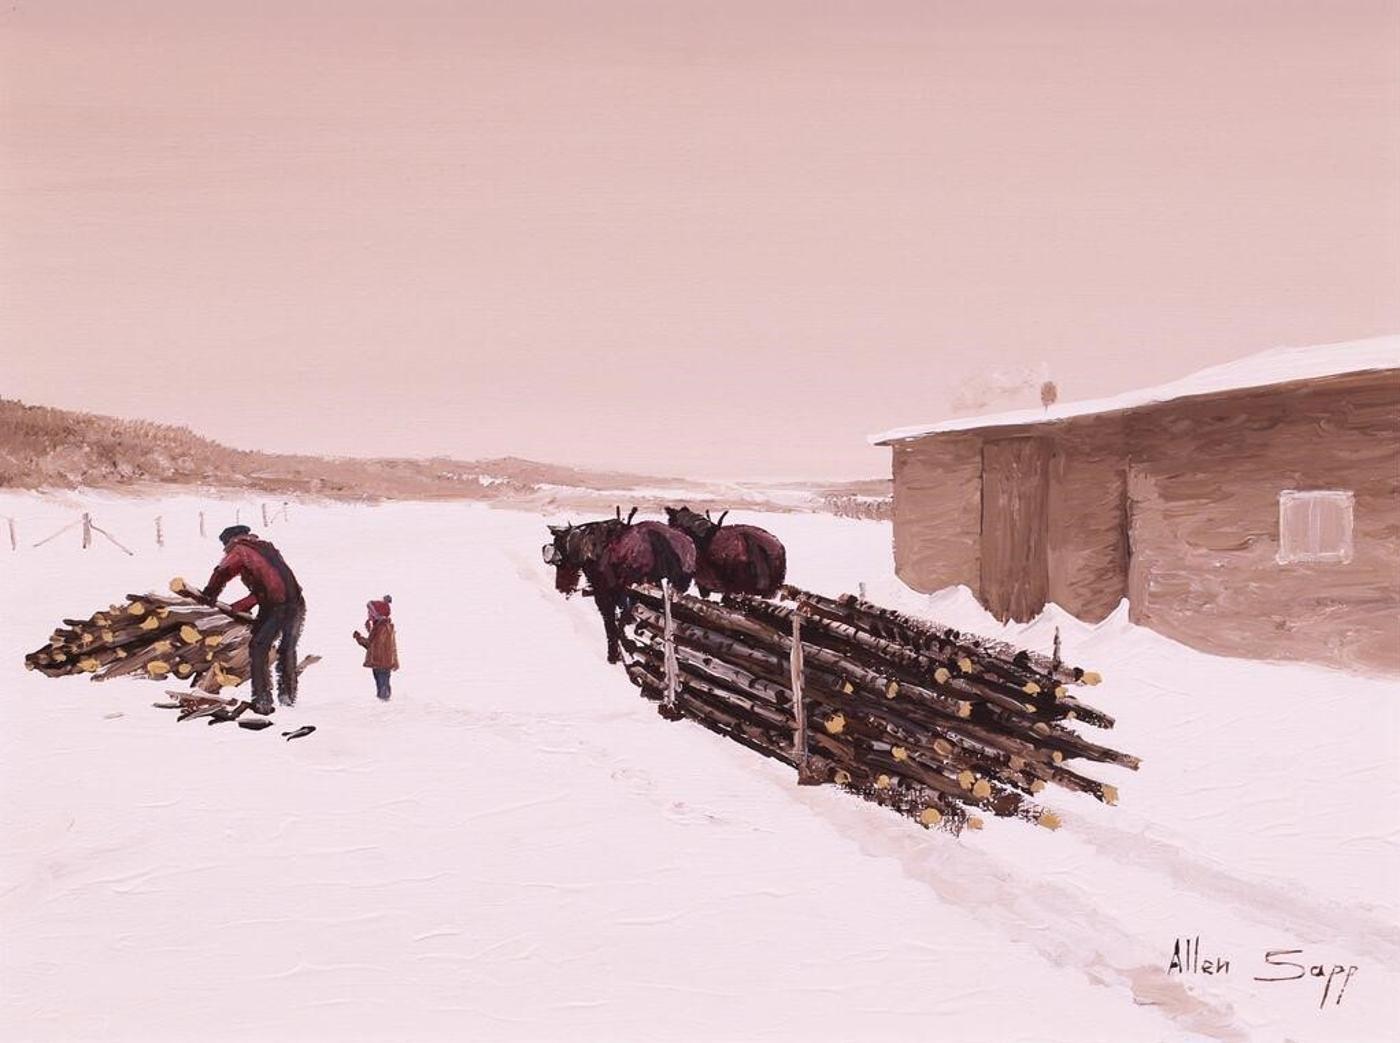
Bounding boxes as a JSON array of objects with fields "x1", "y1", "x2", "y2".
[{"x1": 1166, "y1": 936, "x2": 1359, "y2": 1009}]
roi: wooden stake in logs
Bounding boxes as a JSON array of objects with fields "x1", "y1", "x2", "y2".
[
  {"x1": 615, "y1": 581, "x2": 1137, "y2": 836},
  {"x1": 658, "y1": 578, "x2": 683, "y2": 721},
  {"x1": 790, "y1": 602, "x2": 821, "y2": 785}
]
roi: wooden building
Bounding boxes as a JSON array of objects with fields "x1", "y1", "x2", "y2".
[{"x1": 871, "y1": 338, "x2": 1400, "y2": 673}]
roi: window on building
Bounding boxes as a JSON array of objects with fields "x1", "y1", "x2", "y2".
[{"x1": 1277, "y1": 490, "x2": 1354, "y2": 564}]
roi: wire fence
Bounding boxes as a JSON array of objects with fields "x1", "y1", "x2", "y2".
[{"x1": 8, "y1": 501, "x2": 294, "y2": 555}]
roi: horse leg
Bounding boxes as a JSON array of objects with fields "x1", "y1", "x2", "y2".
[{"x1": 595, "y1": 591, "x2": 621, "y2": 663}]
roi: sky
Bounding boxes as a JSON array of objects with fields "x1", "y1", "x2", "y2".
[{"x1": 3, "y1": 0, "x2": 1397, "y2": 480}]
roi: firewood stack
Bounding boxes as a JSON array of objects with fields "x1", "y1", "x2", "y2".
[
  {"x1": 24, "y1": 591, "x2": 253, "y2": 694},
  {"x1": 620, "y1": 583, "x2": 1138, "y2": 836}
]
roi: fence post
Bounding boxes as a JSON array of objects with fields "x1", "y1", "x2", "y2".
[
  {"x1": 6, "y1": 517, "x2": 14, "y2": 552},
  {"x1": 81, "y1": 513, "x2": 92, "y2": 549},
  {"x1": 155, "y1": 516, "x2": 164, "y2": 548},
  {"x1": 199, "y1": 511, "x2": 206, "y2": 538},
  {"x1": 658, "y1": 579, "x2": 683, "y2": 720},
  {"x1": 282, "y1": 501, "x2": 290, "y2": 523},
  {"x1": 235, "y1": 507, "x2": 241, "y2": 524},
  {"x1": 791, "y1": 604, "x2": 820, "y2": 784},
  {"x1": 1051, "y1": 626, "x2": 1062, "y2": 674},
  {"x1": 261, "y1": 502, "x2": 270, "y2": 527}
]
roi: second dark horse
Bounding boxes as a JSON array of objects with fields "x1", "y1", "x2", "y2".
[
  {"x1": 543, "y1": 509, "x2": 697, "y2": 663},
  {"x1": 664, "y1": 506, "x2": 787, "y2": 598}
]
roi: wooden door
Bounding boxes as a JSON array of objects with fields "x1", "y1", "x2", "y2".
[{"x1": 980, "y1": 437, "x2": 1050, "y2": 622}]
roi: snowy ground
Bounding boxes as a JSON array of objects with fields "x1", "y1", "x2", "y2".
[{"x1": 1, "y1": 491, "x2": 1396, "y2": 1042}]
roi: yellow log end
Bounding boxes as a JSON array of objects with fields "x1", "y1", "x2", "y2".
[
  {"x1": 933, "y1": 667, "x2": 951, "y2": 684},
  {"x1": 1009, "y1": 755, "x2": 1026, "y2": 770},
  {"x1": 1023, "y1": 702, "x2": 1037, "y2": 713},
  {"x1": 1101, "y1": 784, "x2": 1119, "y2": 806},
  {"x1": 884, "y1": 681, "x2": 898, "y2": 699},
  {"x1": 966, "y1": 816, "x2": 985, "y2": 830},
  {"x1": 204, "y1": 634, "x2": 223, "y2": 647},
  {"x1": 918, "y1": 807, "x2": 942, "y2": 827},
  {"x1": 128, "y1": 601, "x2": 146, "y2": 616},
  {"x1": 1051, "y1": 751, "x2": 1064, "y2": 764},
  {"x1": 114, "y1": 649, "x2": 127, "y2": 659},
  {"x1": 78, "y1": 658, "x2": 100, "y2": 673},
  {"x1": 101, "y1": 629, "x2": 114, "y2": 642},
  {"x1": 176, "y1": 663, "x2": 193, "y2": 677},
  {"x1": 1066, "y1": 710, "x2": 1077, "y2": 721},
  {"x1": 956, "y1": 770, "x2": 975, "y2": 790},
  {"x1": 1029, "y1": 779, "x2": 1046, "y2": 794},
  {"x1": 1054, "y1": 685, "x2": 1068, "y2": 699},
  {"x1": 1033, "y1": 722, "x2": 1051, "y2": 736},
  {"x1": 971, "y1": 779, "x2": 992, "y2": 799},
  {"x1": 834, "y1": 769, "x2": 852, "y2": 785},
  {"x1": 139, "y1": 615, "x2": 160, "y2": 631},
  {"x1": 169, "y1": 577, "x2": 187, "y2": 594},
  {"x1": 933, "y1": 739, "x2": 953, "y2": 757},
  {"x1": 1038, "y1": 811, "x2": 1063, "y2": 831},
  {"x1": 151, "y1": 640, "x2": 173, "y2": 654},
  {"x1": 179, "y1": 625, "x2": 200, "y2": 643},
  {"x1": 956, "y1": 701, "x2": 972, "y2": 718},
  {"x1": 875, "y1": 774, "x2": 892, "y2": 790},
  {"x1": 824, "y1": 713, "x2": 846, "y2": 735},
  {"x1": 146, "y1": 661, "x2": 171, "y2": 677},
  {"x1": 1023, "y1": 681, "x2": 1040, "y2": 695},
  {"x1": 840, "y1": 680, "x2": 854, "y2": 695},
  {"x1": 1081, "y1": 670, "x2": 1102, "y2": 686},
  {"x1": 52, "y1": 652, "x2": 68, "y2": 663},
  {"x1": 957, "y1": 657, "x2": 973, "y2": 674},
  {"x1": 892, "y1": 746, "x2": 908, "y2": 761}
]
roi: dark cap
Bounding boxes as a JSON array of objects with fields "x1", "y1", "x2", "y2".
[{"x1": 218, "y1": 524, "x2": 252, "y2": 545}]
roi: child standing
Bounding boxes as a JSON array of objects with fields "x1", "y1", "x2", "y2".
[{"x1": 353, "y1": 595, "x2": 399, "y2": 700}]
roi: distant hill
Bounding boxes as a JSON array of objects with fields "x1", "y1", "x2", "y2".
[{"x1": 0, "y1": 398, "x2": 890, "y2": 516}]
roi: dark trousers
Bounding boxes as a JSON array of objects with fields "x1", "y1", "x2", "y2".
[
  {"x1": 250, "y1": 597, "x2": 306, "y2": 706},
  {"x1": 372, "y1": 668, "x2": 392, "y2": 701}
]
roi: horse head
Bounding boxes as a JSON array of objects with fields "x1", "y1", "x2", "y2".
[{"x1": 665, "y1": 505, "x2": 716, "y2": 543}]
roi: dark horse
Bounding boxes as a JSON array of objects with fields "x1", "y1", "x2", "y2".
[
  {"x1": 543, "y1": 509, "x2": 697, "y2": 663},
  {"x1": 664, "y1": 506, "x2": 786, "y2": 598}
]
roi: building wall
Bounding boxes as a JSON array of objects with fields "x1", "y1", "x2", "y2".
[
  {"x1": 891, "y1": 436, "x2": 981, "y2": 593},
  {"x1": 980, "y1": 436, "x2": 1051, "y2": 622},
  {"x1": 1124, "y1": 371, "x2": 1400, "y2": 673},
  {"x1": 1045, "y1": 417, "x2": 1129, "y2": 622}
]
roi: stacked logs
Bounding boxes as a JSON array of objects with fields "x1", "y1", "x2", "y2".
[
  {"x1": 620, "y1": 583, "x2": 1138, "y2": 836},
  {"x1": 24, "y1": 591, "x2": 253, "y2": 694}
]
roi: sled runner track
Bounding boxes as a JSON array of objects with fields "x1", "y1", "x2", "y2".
[{"x1": 616, "y1": 582, "x2": 1136, "y2": 836}]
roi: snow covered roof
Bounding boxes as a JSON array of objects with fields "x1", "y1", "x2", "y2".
[{"x1": 870, "y1": 334, "x2": 1400, "y2": 445}]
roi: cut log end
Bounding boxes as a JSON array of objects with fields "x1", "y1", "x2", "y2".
[
  {"x1": 971, "y1": 779, "x2": 992, "y2": 799},
  {"x1": 1037, "y1": 811, "x2": 1063, "y2": 831},
  {"x1": 1022, "y1": 682, "x2": 1040, "y2": 695},
  {"x1": 891, "y1": 746, "x2": 908, "y2": 761},
  {"x1": 933, "y1": 667, "x2": 951, "y2": 684},
  {"x1": 824, "y1": 713, "x2": 846, "y2": 735},
  {"x1": 1101, "y1": 784, "x2": 1119, "y2": 806},
  {"x1": 1081, "y1": 671, "x2": 1103, "y2": 686},
  {"x1": 918, "y1": 807, "x2": 942, "y2": 828},
  {"x1": 957, "y1": 657, "x2": 973, "y2": 674}
]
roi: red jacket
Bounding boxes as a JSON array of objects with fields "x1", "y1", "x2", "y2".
[{"x1": 203, "y1": 536, "x2": 301, "y2": 613}]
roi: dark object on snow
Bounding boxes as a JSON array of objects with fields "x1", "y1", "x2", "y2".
[
  {"x1": 543, "y1": 510, "x2": 696, "y2": 664},
  {"x1": 238, "y1": 718, "x2": 274, "y2": 731},
  {"x1": 282, "y1": 725, "x2": 316, "y2": 741},
  {"x1": 664, "y1": 506, "x2": 787, "y2": 598}
]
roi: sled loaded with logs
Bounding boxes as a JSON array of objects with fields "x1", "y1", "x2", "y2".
[{"x1": 618, "y1": 582, "x2": 1138, "y2": 837}]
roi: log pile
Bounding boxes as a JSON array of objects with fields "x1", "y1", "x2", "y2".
[
  {"x1": 24, "y1": 589, "x2": 253, "y2": 694},
  {"x1": 620, "y1": 583, "x2": 1138, "y2": 836}
]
